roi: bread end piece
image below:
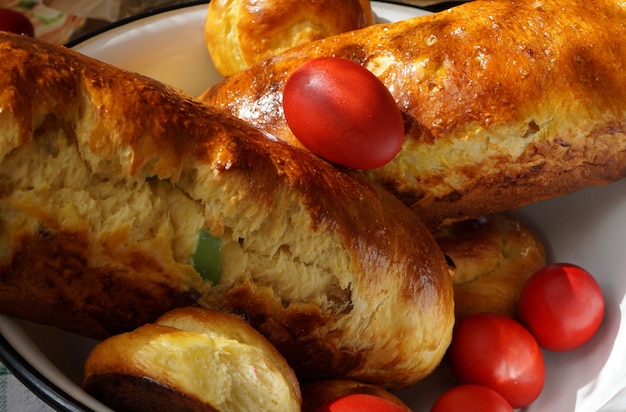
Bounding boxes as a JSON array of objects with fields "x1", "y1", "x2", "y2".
[
  {"x1": 301, "y1": 379, "x2": 411, "y2": 412},
  {"x1": 84, "y1": 307, "x2": 302, "y2": 412},
  {"x1": 435, "y1": 213, "x2": 546, "y2": 319}
]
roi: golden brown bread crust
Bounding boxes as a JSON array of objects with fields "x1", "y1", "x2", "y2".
[
  {"x1": 85, "y1": 374, "x2": 217, "y2": 412},
  {"x1": 0, "y1": 230, "x2": 201, "y2": 340},
  {"x1": 434, "y1": 213, "x2": 546, "y2": 319},
  {"x1": 0, "y1": 33, "x2": 453, "y2": 387},
  {"x1": 201, "y1": 0, "x2": 626, "y2": 229},
  {"x1": 301, "y1": 379, "x2": 411, "y2": 412},
  {"x1": 204, "y1": 0, "x2": 373, "y2": 76},
  {"x1": 84, "y1": 307, "x2": 301, "y2": 412}
]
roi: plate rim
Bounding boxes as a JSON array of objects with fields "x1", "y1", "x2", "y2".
[
  {"x1": 65, "y1": 0, "x2": 210, "y2": 48},
  {"x1": 0, "y1": 332, "x2": 90, "y2": 412}
]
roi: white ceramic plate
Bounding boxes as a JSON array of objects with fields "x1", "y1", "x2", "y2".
[{"x1": 1, "y1": 1, "x2": 625, "y2": 411}]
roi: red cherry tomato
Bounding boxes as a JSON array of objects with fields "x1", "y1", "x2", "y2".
[
  {"x1": 282, "y1": 57, "x2": 404, "y2": 170},
  {"x1": 431, "y1": 385, "x2": 513, "y2": 412},
  {"x1": 0, "y1": 9, "x2": 34, "y2": 37},
  {"x1": 449, "y1": 313, "x2": 545, "y2": 408},
  {"x1": 517, "y1": 263, "x2": 605, "y2": 352},
  {"x1": 315, "y1": 393, "x2": 407, "y2": 412}
]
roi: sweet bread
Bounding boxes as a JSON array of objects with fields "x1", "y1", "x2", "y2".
[
  {"x1": 84, "y1": 307, "x2": 301, "y2": 412},
  {"x1": 0, "y1": 31, "x2": 453, "y2": 388},
  {"x1": 204, "y1": 0, "x2": 373, "y2": 76},
  {"x1": 434, "y1": 213, "x2": 546, "y2": 319},
  {"x1": 0, "y1": 32, "x2": 453, "y2": 388},
  {"x1": 301, "y1": 379, "x2": 411, "y2": 412},
  {"x1": 201, "y1": 0, "x2": 626, "y2": 229}
]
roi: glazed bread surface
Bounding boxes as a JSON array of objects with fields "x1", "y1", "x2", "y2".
[
  {"x1": 84, "y1": 307, "x2": 301, "y2": 412},
  {"x1": 0, "y1": 33, "x2": 453, "y2": 388},
  {"x1": 204, "y1": 0, "x2": 374, "y2": 76},
  {"x1": 301, "y1": 379, "x2": 411, "y2": 412},
  {"x1": 201, "y1": 0, "x2": 626, "y2": 229},
  {"x1": 434, "y1": 213, "x2": 546, "y2": 319}
]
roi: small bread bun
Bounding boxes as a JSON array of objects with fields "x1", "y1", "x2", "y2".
[
  {"x1": 301, "y1": 379, "x2": 411, "y2": 412},
  {"x1": 83, "y1": 307, "x2": 301, "y2": 412},
  {"x1": 204, "y1": 0, "x2": 374, "y2": 76},
  {"x1": 434, "y1": 213, "x2": 546, "y2": 319}
]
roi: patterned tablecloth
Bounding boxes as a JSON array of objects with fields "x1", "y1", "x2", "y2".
[{"x1": 0, "y1": 364, "x2": 53, "y2": 411}]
